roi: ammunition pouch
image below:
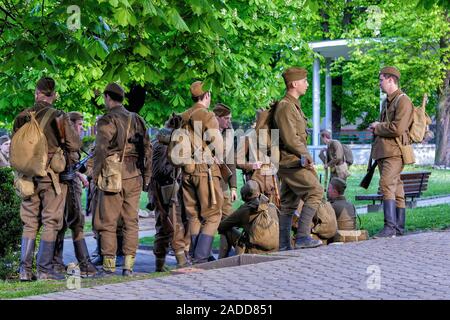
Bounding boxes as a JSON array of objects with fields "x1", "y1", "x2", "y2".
[
  {"x1": 49, "y1": 147, "x2": 67, "y2": 174},
  {"x1": 14, "y1": 173, "x2": 35, "y2": 199}
]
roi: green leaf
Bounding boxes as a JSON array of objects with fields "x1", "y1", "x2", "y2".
[
  {"x1": 167, "y1": 8, "x2": 190, "y2": 32},
  {"x1": 142, "y1": 0, "x2": 157, "y2": 16},
  {"x1": 133, "y1": 43, "x2": 151, "y2": 57}
]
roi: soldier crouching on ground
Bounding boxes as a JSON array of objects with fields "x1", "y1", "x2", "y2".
[
  {"x1": 14, "y1": 77, "x2": 81, "y2": 281},
  {"x1": 327, "y1": 177, "x2": 356, "y2": 231},
  {"x1": 151, "y1": 114, "x2": 190, "y2": 271},
  {"x1": 218, "y1": 180, "x2": 279, "y2": 254},
  {"x1": 93, "y1": 83, "x2": 152, "y2": 276},
  {"x1": 52, "y1": 112, "x2": 98, "y2": 277}
]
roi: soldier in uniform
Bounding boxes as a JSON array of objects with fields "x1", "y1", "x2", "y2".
[
  {"x1": 0, "y1": 135, "x2": 10, "y2": 167},
  {"x1": 180, "y1": 81, "x2": 223, "y2": 264},
  {"x1": 319, "y1": 130, "x2": 349, "y2": 181},
  {"x1": 93, "y1": 83, "x2": 152, "y2": 276},
  {"x1": 273, "y1": 67, "x2": 324, "y2": 250},
  {"x1": 218, "y1": 180, "x2": 278, "y2": 254},
  {"x1": 151, "y1": 114, "x2": 190, "y2": 271},
  {"x1": 327, "y1": 177, "x2": 356, "y2": 230},
  {"x1": 52, "y1": 112, "x2": 98, "y2": 277},
  {"x1": 212, "y1": 103, "x2": 238, "y2": 258},
  {"x1": 14, "y1": 77, "x2": 81, "y2": 280},
  {"x1": 369, "y1": 66, "x2": 414, "y2": 238}
]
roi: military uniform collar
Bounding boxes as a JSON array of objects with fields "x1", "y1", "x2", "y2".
[
  {"x1": 330, "y1": 195, "x2": 346, "y2": 202},
  {"x1": 284, "y1": 93, "x2": 301, "y2": 109},
  {"x1": 387, "y1": 89, "x2": 403, "y2": 103},
  {"x1": 109, "y1": 105, "x2": 127, "y2": 114},
  {"x1": 34, "y1": 100, "x2": 53, "y2": 110},
  {"x1": 191, "y1": 102, "x2": 207, "y2": 110}
]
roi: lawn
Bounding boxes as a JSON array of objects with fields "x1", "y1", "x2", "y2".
[{"x1": 0, "y1": 272, "x2": 170, "y2": 300}]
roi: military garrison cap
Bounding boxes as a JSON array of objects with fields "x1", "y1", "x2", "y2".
[
  {"x1": 104, "y1": 82, "x2": 125, "y2": 99},
  {"x1": 330, "y1": 177, "x2": 347, "y2": 195},
  {"x1": 282, "y1": 67, "x2": 307, "y2": 83},
  {"x1": 213, "y1": 103, "x2": 231, "y2": 117},
  {"x1": 240, "y1": 179, "x2": 261, "y2": 201},
  {"x1": 36, "y1": 77, "x2": 56, "y2": 96},
  {"x1": 190, "y1": 81, "x2": 207, "y2": 97},
  {"x1": 380, "y1": 66, "x2": 400, "y2": 80}
]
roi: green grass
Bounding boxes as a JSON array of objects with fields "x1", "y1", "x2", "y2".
[
  {"x1": 0, "y1": 272, "x2": 171, "y2": 300},
  {"x1": 359, "y1": 204, "x2": 450, "y2": 236}
]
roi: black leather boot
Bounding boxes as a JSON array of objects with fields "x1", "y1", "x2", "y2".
[
  {"x1": 193, "y1": 234, "x2": 214, "y2": 264},
  {"x1": 19, "y1": 237, "x2": 37, "y2": 281},
  {"x1": 189, "y1": 234, "x2": 199, "y2": 259},
  {"x1": 116, "y1": 235, "x2": 124, "y2": 267},
  {"x1": 295, "y1": 205, "x2": 322, "y2": 249},
  {"x1": 396, "y1": 207, "x2": 406, "y2": 236},
  {"x1": 374, "y1": 200, "x2": 397, "y2": 238},
  {"x1": 36, "y1": 240, "x2": 66, "y2": 280},
  {"x1": 52, "y1": 231, "x2": 66, "y2": 274},
  {"x1": 91, "y1": 235, "x2": 103, "y2": 266},
  {"x1": 279, "y1": 214, "x2": 293, "y2": 251},
  {"x1": 74, "y1": 239, "x2": 98, "y2": 277}
]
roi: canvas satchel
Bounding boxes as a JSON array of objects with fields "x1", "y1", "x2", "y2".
[{"x1": 98, "y1": 114, "x2": 132, "y2": 193}]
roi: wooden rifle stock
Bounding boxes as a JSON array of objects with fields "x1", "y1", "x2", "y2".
[{"x1": 360, "y1": 160, "x2": 378, "y2": 189}]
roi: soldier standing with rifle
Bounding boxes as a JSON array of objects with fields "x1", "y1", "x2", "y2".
[
  {"x1": 212, "y1": 103, "x2": 239, "y2": 259},
  {"x1": 273, "y1": 67, "x2": 324, "y2": 250},
  {"x1": 180, "y1": 81, "x2": 223, "y2": 264},
  {"x1": 151, "y1": 115, "x2": 190, "y2": 271},
  {"x1": 52, "y1": 112, "x2": 98, "y2": 277},
  {"x1": 14, "y1": 77, "x2": 81, "y2": 280},
  {"x1": 93, "y1": 83, "x2": 152, "y2": 276},
  {"x1": 368, "y1": 66, "x2": 414, "y2": 238}
]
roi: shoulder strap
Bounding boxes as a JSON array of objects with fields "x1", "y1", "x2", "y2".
[
  {"x1": 121, "y1": 114, "x2": 132, "y2": 162},
  {"x1": 39, "y1": 108, "x2": 57, "y2": 130},
  {"x1": 385, "y1": 94, "x2": 406, "y2": 124}
]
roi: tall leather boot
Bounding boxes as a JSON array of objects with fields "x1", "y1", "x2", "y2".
[
  {"x1": 396, "y1": 207, "x2": 406, "y2": 236},
  {"x1": 122, "y1": 255, "x2": 135, "y2": 277},
  {"x1": 52, "y1": 231, "x2": 66, "y2": 274},
  {"x1": 193, "y1": 234, "x2": 214, "y2": 264},
  {"x1": 155, "y1": 256, "x2": 167, "y2": 272},
  {"x1": 295, "y1": 205, "x2": 322, "y2": 249},
  {"x1": 218, "y1": 234, "x2": 230, "y2": 259},
  {"x1": 116, "y1": 235, "x2": 124, "y2": 267},
  {"x1": 278, "y1": 214, "x2": 293, "y2": 251},
  {"x1": 189, "y1": 234, "x2": 199, "y2": 259},
  {"x1": 91, "y1": 235, "x2": 103, "y2": 266},
  {"x1": 74, "y1": 239, "x2": 98, "y2": 277},
  {"x1": 36, "y1": 240, "x2": 66, "y2": 280},
  {"x1": 374, "y1": 200, "x2": 397, "y2": 238},
  {"x1": 19, "y1": 237, "x2": 36, "y2": 281}
]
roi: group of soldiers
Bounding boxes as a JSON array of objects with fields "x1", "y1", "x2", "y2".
[{"x1": 8, "y1": 64, "x2": 413, "y2": 281}]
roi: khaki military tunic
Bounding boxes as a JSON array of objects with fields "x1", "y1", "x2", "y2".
[
  {"x1": 329, "y1": 195, "x2": 356, "y2": 230},
  {"x1": 273, "y1": 94, "x2": 323, "y2": 216},
  {"x1": 319, "y1": 140, "x2": 346, "y2": 181},
  {"x1": 181, "y1": 102, "x2": 224, "y2": 237},
  {"x1": 93, "y1": 105, "x2": 152, "y2": 257},
  {"x1": 13, "y1": 101, "x2": 80, "y2": 242},
  {"x1": 372, "y1": 89, "x2": 413, "y2": 208},
  {"x1": 218, "y1": 198, "x2": 278, "y2": 254}
]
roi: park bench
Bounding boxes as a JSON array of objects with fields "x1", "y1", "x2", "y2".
[{"x1": 355, "y1": 171, "x2": 432, "y2": 212}]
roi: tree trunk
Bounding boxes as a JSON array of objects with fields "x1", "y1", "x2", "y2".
[{"x1": 435, "y1": 10, "x2": 450, "y2": 166}]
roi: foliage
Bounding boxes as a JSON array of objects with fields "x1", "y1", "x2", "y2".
[{"x1": 0, "y1": 167, "x2": 22, "y2": 280}]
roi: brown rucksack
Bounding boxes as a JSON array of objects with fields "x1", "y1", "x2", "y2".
[{"x1": 248, "y1": 195, "x2": 279, "y2": 251}]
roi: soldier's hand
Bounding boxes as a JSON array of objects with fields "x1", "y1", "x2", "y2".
[
  {"x1": 368, "y1": 121, "x2": 379, "y2": 131},
  {"x1": 230, "y1": 188, "x2": 237, "y2": 202}
]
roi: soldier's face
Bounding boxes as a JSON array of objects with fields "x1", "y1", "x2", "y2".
[
  {"x1": 379, "y1": 75, "x2": 388, "y2": 93},
  {"x1": 218, "y1": 115, "x2": 232, "y2": 130},
  {"x1": 296, "y1": 79, "x2": 309, "y2": 96},
  {"x1": 74, "y1": 119, "x2": 84, "y2": 136},
  {"x1": 1, "y1": 140, "x2": 10, "y2": 156},
  {"x1": 327, "y1": 184, "x2": 338, "y2": 199}
]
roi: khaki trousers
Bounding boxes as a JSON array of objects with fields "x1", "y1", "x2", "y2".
[
  {"x1": 20, "y1": 181, "x2": 67, "y2": 242},
  {"x1": 182, "y1": 175, "x2": 223, "y2": 236},
  {"x1": 94, "y1": 176, "x2": 142, "y2": 257},
  {"x1": 378, "y1": 156, "x2": 405, "y2": 208}
]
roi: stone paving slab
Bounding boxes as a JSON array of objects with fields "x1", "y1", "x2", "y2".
[{"x1": 22, "y1": 230, "x2": 450, "y2": 300}]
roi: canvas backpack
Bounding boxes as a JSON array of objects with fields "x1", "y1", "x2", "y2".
[
  {"x1": 248, "y1": 194, "x2": 279, "y2": 251},
  {"x1": 311, "y1": 199, "x2": 338, "y2": 239},
  {"x1": 10, "y1": 108, "x2": 56, "y2": 177},
  {"x1": 252, "y1": 101, "x2": 280, "y2": 165}
]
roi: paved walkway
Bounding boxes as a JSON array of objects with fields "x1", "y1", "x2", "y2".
[{"x1": 26, "y1": 230, "x2": 450, "y2": 300}]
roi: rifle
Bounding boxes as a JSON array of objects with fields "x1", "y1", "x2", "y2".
[
  {"x1": 360, "y1": 159, "x2": 378, "y2": 189},
  {"x1": 272, "y1": 174, "x2": 281, "y2": 209}
]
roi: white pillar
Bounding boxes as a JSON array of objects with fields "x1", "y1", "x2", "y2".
[
  {"x1": 312, "y1": 57, "x2": 321, "y2": 146},
  {"x1": 325, "y1": 59, "x2": 332, "y2": 133}
]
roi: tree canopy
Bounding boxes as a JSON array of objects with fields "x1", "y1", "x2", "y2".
[{"x1": 0, "y1": 0, "x2": 448, "y2": 131}]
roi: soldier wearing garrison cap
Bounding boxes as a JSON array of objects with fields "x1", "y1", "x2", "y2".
[
  {"x1": 13, "y1": 77, "x2": 81, "y2": 281},
  {"x1": 369, "y1": 66, "x2": 414, "y2": 238},
  {"x1": 213, "y1": 103, "x2": 238, "y2": 258},
  {"x1": 93, "y1": 82, "x2": 152, "y2": 276},
  {"x1": 273, "y1": 67, "x2": 324, "y2": 250},
  {"x1": 180, "y1": 81, "x2": 223, "y2": 264},
  {"x1": 327, "y1": 177, "x2": 356, "y2": 231}
]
